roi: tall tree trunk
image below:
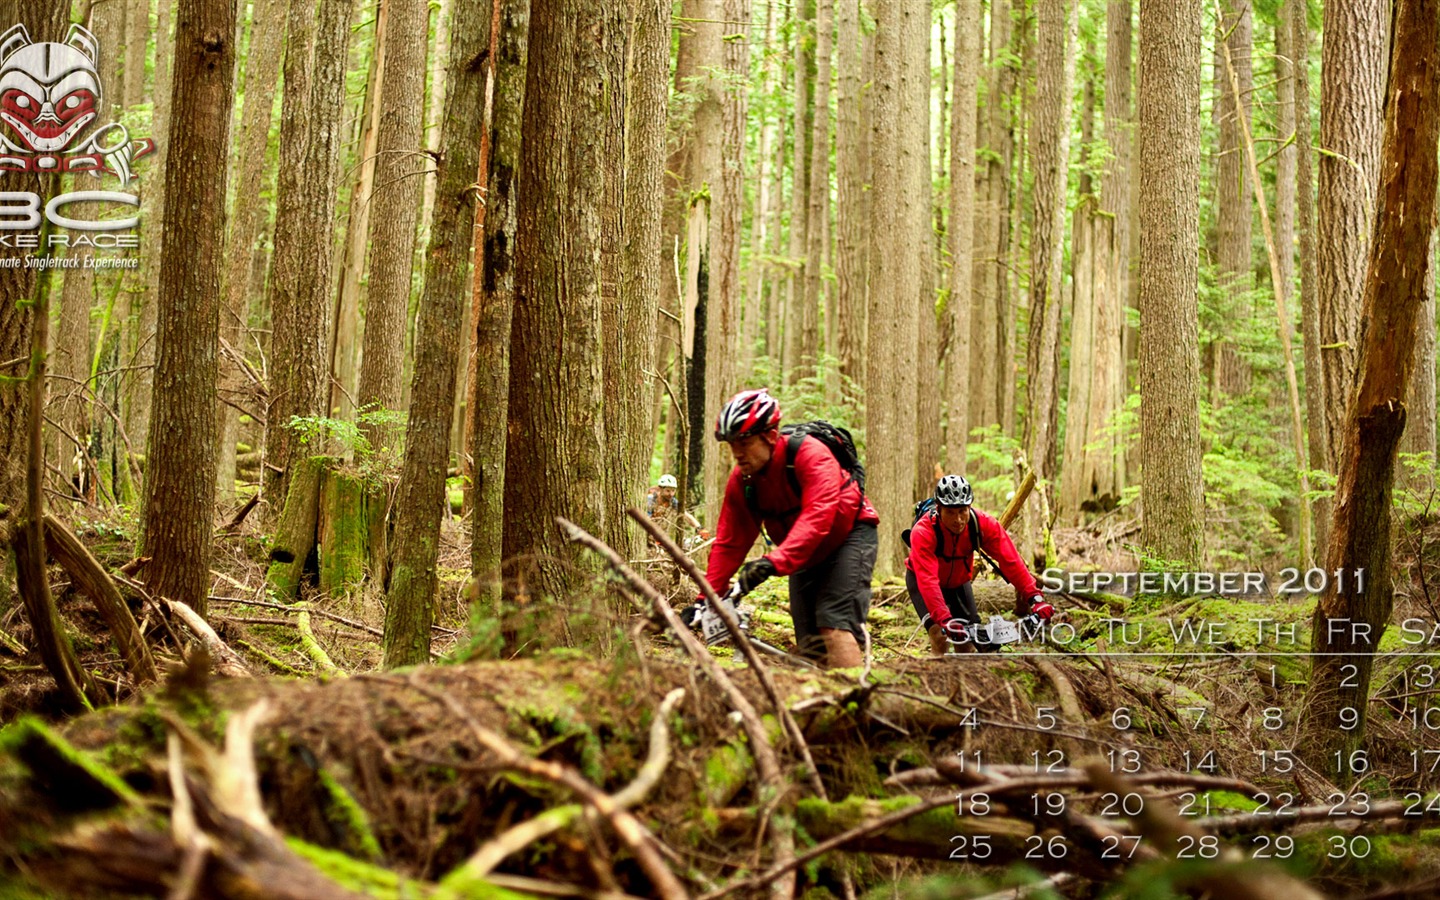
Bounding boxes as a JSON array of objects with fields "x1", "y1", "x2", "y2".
[
  {"x1": 784, "y1": 3, "x2": 813, "y2": 378},
  {"x1": 142, "y1": 0, "x2": 238, "y2": 617},
  {"x1": 600, "y1": 3, "x2": 632, "y2": 557},
  {"x1": 1274, "y1": 6, "x2": 1297, "y2": 303},
  {"x1": 219, "y1": 0, "x2": 289, "y2": 503},
  {"x1": 1294, "y1": 0, "x2": 1325, "y2": 553},
  {"x1": 834, "y1": 0, "x2": 864, "y2": 388},
  {"x1": 1073, "y1": 0, "x2": 1131, "y2": 515},
  {"x1": 263, "y1": 0, "x2": 356, "y2": 509},
  {"x1": 501, "y1": 0, "x2": 612, "y2": 605},
  {"x1": 944, "y1": 0, "x2": 978, "y2": 472},
  {"x1": 799, "y1": 0, "x2": 832, "y2": 382},
  {"x1": 704, "y1": 0, "x2": 750, "y2": 526},
  {"x1": 915, "y1": 15, "x2": 940, "y2": 501},
  {"x1": 1316, "y1": 0, "x2": 1387, "y2": 476},
  {"x1": 328, "y1": 2, "x2": 385, "y2": 428},
  {"x1": 383, "y1": 0, "x2": 489, "y2": 669},
  {"x1": 1022, "y1": 0, "x2": 1077, "y2": 563},
  {"x1": 681, "y1": 0, "x2": 722, "y2": 515},
  {"x1": 621, "y1": 0, "x2": 669, "y2": 534},
  {"x1": 124, "y1": 0, "x2": 148, "y2": 109},
  {"x1": 1059, "y1": 55, "x2": 1097, "y2": 524},
  {"x1": 1212, "y1": 0, "x2": 1253, "y2": 405},
  {"x1": 469, "y1": 0, "x2": 528, "y2": 614},
  {"x1": 744, "y1": 0, "x2": 779, "y2": 375},
  {"x1": 1307, "y1": 0, "x2": 1438, "y2": 766},
  {"x1": 1402, "y1": 232, "x2": 1438, "y2": 492},
  {"x1": 1137, "y1": 0, "x2": 1204, "y2": 569},
  {"x1": 865, "y1": 0, "x2": 919, "y2": 575},
  {"x1": 359, "y1": 0, "x2": 428, "y2": 448}
]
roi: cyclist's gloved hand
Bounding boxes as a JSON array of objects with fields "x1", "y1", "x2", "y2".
[
  {"x1": 941, "y1": 618, "x2": 971, "y2": 644},
  {"x1": 680, "y1": 599, "x2": 706, "y2": 628},
  {"x1": 734, "y1": 557, "x2": 776, "y2": 596},
  {"x1": 1028, "y1": 596, "x2": 1055, "y2": 620}
]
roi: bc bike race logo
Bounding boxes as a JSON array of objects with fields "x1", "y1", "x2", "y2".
[{"x1": 0, "y1": 22, "x2": 155, "y2": 262}]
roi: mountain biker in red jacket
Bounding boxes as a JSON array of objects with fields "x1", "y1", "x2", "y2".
[
  {"x1": 699, "y1": 389, "x2": 879, "y2": 667},
  {"x1": 907, "y1": 474, "x2": 1053, "y2": 654}
]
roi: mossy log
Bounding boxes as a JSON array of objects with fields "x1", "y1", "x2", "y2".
[
  {"x1": 318, "y1": 469, "x2": 369, "y2": 596},
  {"x1": 266, "y1": 456, "x2": 329, "y2": 601}
]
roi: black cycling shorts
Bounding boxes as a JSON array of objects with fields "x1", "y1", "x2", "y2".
[
  {"x1": 787, "y1": 523, "x2": 878, "y2": 659},
  {"x1": 905, "y1": 568, "x2": 978, "y2": 627}
]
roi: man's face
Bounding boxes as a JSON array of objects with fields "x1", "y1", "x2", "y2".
[
  {"x1": 938, "y1": 504, "x2": 971, "y2": 536},
  {"x1": 728, "y1": 432, "x2": 775, "y2": 477},
  {"x1": 657, "y1": 486, "x2": 675, "y2": 503}
]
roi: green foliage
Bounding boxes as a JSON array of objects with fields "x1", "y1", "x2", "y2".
[
  {"x1": 285, "y1": 407, "x2": 405, "y2": 484},
  {"x1": 963, "y1": 423, "x2": 1020, "y2": 510}
]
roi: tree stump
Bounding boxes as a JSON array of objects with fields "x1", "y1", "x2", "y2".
[
  {"x1": 318, "y1": 469, "x2": 368, "y2": 597},
  {"x1": 266, "y1": 456, "x2": 328, "y2": 601}
]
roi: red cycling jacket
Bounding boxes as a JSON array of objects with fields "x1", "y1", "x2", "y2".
[
  {"x1": 905, "y1": 508, "x2": 1039, "y2": 624},
  {"x1": 705, "y1": 433, "x2": 880, "y2": 592}
]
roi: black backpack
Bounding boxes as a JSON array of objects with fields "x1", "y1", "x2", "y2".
[
  {"x1": 901, "y1": 498, "x2": 1002, "y2": 578},
  {"x1": 744, "y1": 421, "x2": 865, "y2": 515}
]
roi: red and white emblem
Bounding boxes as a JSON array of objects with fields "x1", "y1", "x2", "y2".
[{"x1": 0, "y1": 24, "x2": 153, "y2": 185}]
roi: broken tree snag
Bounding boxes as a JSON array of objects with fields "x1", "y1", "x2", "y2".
[
  {"x1": 43, "y1": 513, "x2": 158, "y2": 685},
  {"x1": 1309, "y1": 0, "x2": 1440, "y2": 763},
  {"x1": 266, "y1": 455, "x2": 329, "y2": 601},
  {"x1": 318, "y1": 468, "x2": 368, "y2": 597},
  {"x1": 162, "y1": 598, "x2": 253, "y2": 678}
]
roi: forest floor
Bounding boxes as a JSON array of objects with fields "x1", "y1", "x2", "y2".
[{"x1": 3, "y1": 509, "x2": 1440, "y2": 897}]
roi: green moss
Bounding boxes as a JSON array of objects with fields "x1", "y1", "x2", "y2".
[
  {"x1": 286, "y1": 837, "x2": 531, "y2": 899},
  {"x1": 702, "y1": 741, "x2": 753, "y2": 807},
  {"x1": 317, "y1": 769, "x2": 383, "y2": 862},
  {"x1": 0, "y1": 718, "x2": 141, "y2": 812}
]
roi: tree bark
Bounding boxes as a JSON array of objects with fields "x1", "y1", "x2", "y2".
[
  {"x1": 944, "y1": 0, "x2": 978, "y2": 473},
  {"x1": 501, "y1": 0, "x2": 613, "y2": 605},
  {"x1": 784, "y1": 2, "x2": 813, "y2": 379},
  {"x1": 703, "y1": 0, "x2": 750, "y2": 527},
  {"x1": 969, "y1": 0, "x2": 1015, "y2": 438},
  {"x1": 383, "y1": 0, "x2": 489, "y2": 669},
  {"x1": 142, "y1": 0, "x2": 237, "y2": 617},
  {"x1": 1317, "y1": 0, "x2": 1388, "y2": 478},
  {"x1": 865, "y1": 0, "x2": 920, "y2": 575},
  {"x1": 124, "y1": 0, "x2": 148, "y2": 109},
  {"x1": 1213, "y1": 0, "x2": 1253, "y2": 327},
  {"x1": 798, "y1": 0, "x2": 832, "y2": 382},
  {"x1": 1308, "y1": 0, "x2": 1438, "y2": 766},
  {"x1": 1402, "y1": 232, "x2": 1438, "y2": 492},
  {"x1": 469, "y1": 0, "x2": 528, "y2": 614},
  {"x1": 329, "y1": 2, "x2": 386, "y2": 430},
  {"x1": 914, "y1": 16, "x2": 940, "y2": 502},
  {"x1": 264, "y1": 0, "x2": 356, "y2": 510},
  {"x1": 219, "y1": 0, "x2": 289, "y2": 503},
  {"x1": 834, "y1": 0, "x2": 864, "y2": 389},
  {"x1": 1294, "y1": 0, "x2": 1325, "y2": 553},
  {"x1": 1137, "y1": 0, "x2": 1204, "y2": 569},
  {"x1": 1022, "y1": 0, "x2": 1077, "y2": 562},
  {"x1": 359, "y1": 0, "x2": 429, "y2": 450}
]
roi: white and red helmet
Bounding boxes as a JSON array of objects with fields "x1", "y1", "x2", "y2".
[{"x1": 714, "y1": 389, "x2": 781, "y2": 441}]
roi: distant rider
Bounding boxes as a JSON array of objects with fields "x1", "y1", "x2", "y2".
[{"x1": 906, "y1": 474, "x2": 1053, "y2": 654}]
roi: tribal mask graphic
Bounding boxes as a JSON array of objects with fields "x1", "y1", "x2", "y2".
[{"x1": 0, "y1": 24, "x2": 151, "y2": 185}]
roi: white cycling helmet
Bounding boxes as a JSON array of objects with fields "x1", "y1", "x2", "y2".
[
  {"x1": 935, "y1": 474, "x2": 973, "y2": 507},
  {"x1": 658, "y1": 474, "x2": 677, "y2": 489}
]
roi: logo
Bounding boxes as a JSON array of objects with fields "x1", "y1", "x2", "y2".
[{"x1": 0, "y1": 23, "x2": 154, "y2": 186}]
